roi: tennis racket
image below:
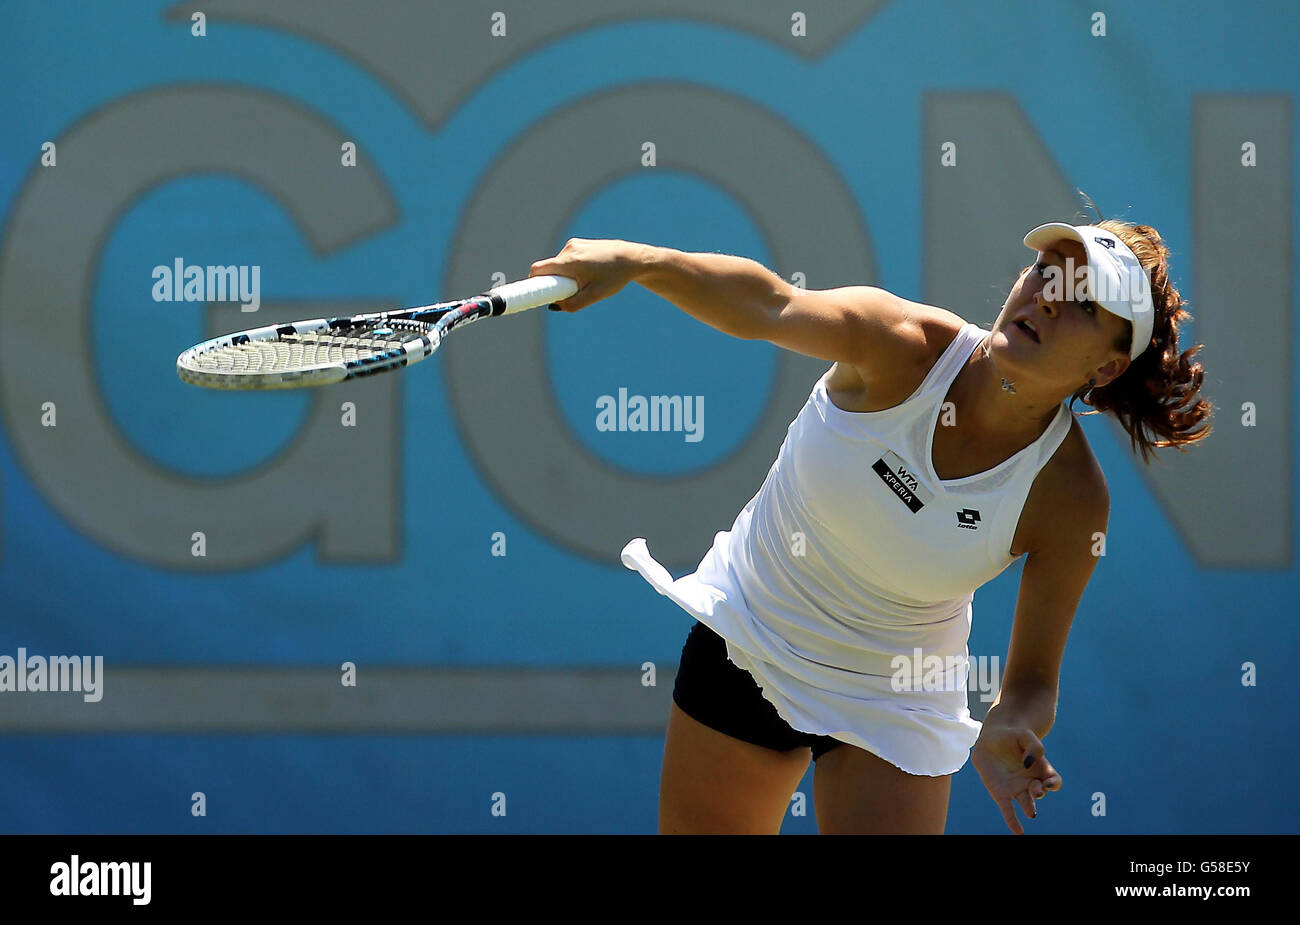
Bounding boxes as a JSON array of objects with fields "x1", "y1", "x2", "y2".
[{"x1": 176, "y1": 274, "x2": 578, "y2": 390}]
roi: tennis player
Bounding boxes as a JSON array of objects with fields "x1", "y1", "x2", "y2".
[{"x1": 530, "y1": 217, "x2": 1211, "y2": 834}]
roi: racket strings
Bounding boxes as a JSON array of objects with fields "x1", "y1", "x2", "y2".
[{"x1": 188, "y1": 323, "x2": 431, "y2": 374}]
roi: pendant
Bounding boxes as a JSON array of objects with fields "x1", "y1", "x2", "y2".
[{"x1": 1000, "y1": 377, "x2": 1016, "y2": 394}]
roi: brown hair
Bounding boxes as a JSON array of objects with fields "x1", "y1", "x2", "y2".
[{"x1": 1065, "y1": 215, "x2": 1214, "y2": 465}]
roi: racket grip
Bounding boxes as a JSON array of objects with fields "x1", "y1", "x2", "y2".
[{"x1": 489, "y1": 275, "x2": 579, "y2": 315}]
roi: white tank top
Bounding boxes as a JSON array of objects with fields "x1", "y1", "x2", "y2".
[{"x1": 621, "y1": 321, "x2": 1074, "y2": 776}]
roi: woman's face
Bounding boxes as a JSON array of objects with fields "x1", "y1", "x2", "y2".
[{"x1": 992, "y1": 237, "x2": 1133, "y2": 392}]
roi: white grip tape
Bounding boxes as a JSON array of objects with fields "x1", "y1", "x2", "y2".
[{"x1": 491, "y1": 275, "x2": 579, "y2": 315}]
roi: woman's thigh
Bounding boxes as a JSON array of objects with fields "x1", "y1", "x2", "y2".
[
  {"x1": 659, "y1": 702, "x2": 811, "y2": 835},
  {"x1": 813, "y1": 743, "x2": 952, "y2": 834}
]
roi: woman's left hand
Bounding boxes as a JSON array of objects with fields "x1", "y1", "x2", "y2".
[{"x1": 971, "y1": 725, "x2": 1062, "y2": 834}]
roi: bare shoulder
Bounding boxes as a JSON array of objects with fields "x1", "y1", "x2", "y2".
[
  {"x1": 828, "y1": 300, "x2": 968, "y2": 410},
  {"x1": 1016, "y1": 416, "x2": 1111, "y2": 557}
]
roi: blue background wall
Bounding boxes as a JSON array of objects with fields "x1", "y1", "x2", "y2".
[{"x1": 0, "y1": 0, "x2": 1296, "y2": 833}]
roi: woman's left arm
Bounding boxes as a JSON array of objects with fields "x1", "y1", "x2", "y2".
[{"x1": 973, "y1": 448, "x2": 1110, "y2": 833}]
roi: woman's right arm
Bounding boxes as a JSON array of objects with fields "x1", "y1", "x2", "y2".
[{"x1": 529, "y1": 237, "x2": 933, "y2": 371}]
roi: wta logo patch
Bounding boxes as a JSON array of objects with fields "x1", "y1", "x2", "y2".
[{"x1": 871, "y1": 450, "x2": 934, "y2": 513}]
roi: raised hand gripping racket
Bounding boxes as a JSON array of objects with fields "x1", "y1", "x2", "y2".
[{"x1": 176, "y1": 275, "x2": 577, "y2": 390}]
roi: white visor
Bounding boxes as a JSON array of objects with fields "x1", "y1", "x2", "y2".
[{"x1": 1023, "y1": 223, "x2": 1155, "y2": 361}]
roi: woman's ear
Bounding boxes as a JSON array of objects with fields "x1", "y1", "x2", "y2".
[{"x1": 1093, "y1": 356, "x2": 1129, "y2": 389}]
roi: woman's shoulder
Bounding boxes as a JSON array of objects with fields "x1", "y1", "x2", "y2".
[
  {"x1": 827, "y1": 305, "x2": 969, "y2": 412},
  {"x1": 1052, "y1": 416, "x2": 1108, "y2": 503},
  {"x1": 1017, "y1": 416, "x2": 1110, "y2": 557},
  {"x1": 910, "y1": 305, "x2": 971, "y2": 369}
]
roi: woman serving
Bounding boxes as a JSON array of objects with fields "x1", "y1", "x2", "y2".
[{"x1": 529, "y1": 217, "x2": 1212, "y2": 834}]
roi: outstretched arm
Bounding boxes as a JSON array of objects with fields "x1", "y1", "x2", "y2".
[
  {"x1": 973, "y1": 446, "x2": 1110, "y2": 834},
  {"x1": 530, "y1": 237, "x2": 930, "y2": 369}
]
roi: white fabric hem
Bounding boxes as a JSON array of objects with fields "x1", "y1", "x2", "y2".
[
  {"x1": 727, "y1": 644, "x2": 978, "y2": 777},
  {"x1": 622, "y1": 536, "x2": 980, "y2": 778}
]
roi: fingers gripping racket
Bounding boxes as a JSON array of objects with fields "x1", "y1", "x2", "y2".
[{"x1": 176, "y1": 275, "x2": 577, "y2": 390}]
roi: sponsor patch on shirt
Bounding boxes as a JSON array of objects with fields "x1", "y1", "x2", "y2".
[{"x1": 871, "y1": 449, "x2": 934, "y2": 513}]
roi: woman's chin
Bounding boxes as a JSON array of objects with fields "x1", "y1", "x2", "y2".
[{"x1": 986, "y1": 332, "x2": 1035, "y2": 376}]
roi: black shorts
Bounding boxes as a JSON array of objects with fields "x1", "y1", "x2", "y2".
[{"x1": 671, "y1": 620, "x2": 846, "y2": 762}]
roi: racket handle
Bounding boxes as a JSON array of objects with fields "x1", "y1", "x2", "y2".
[{"x1": 489, "y1": 275, "x2": 579, "y2": 315}]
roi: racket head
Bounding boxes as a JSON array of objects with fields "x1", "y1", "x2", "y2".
[
  {"x1": 176, "y1": 315, "x2": 443, "y2": 390},
  {"x1": 175, "y1": 275, "x2": 578, "y2": 390}
]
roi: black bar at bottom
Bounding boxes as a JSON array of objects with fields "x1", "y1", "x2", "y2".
[{"x1": 0, "y1": 834, "x2": 1286, "y2": 911}]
